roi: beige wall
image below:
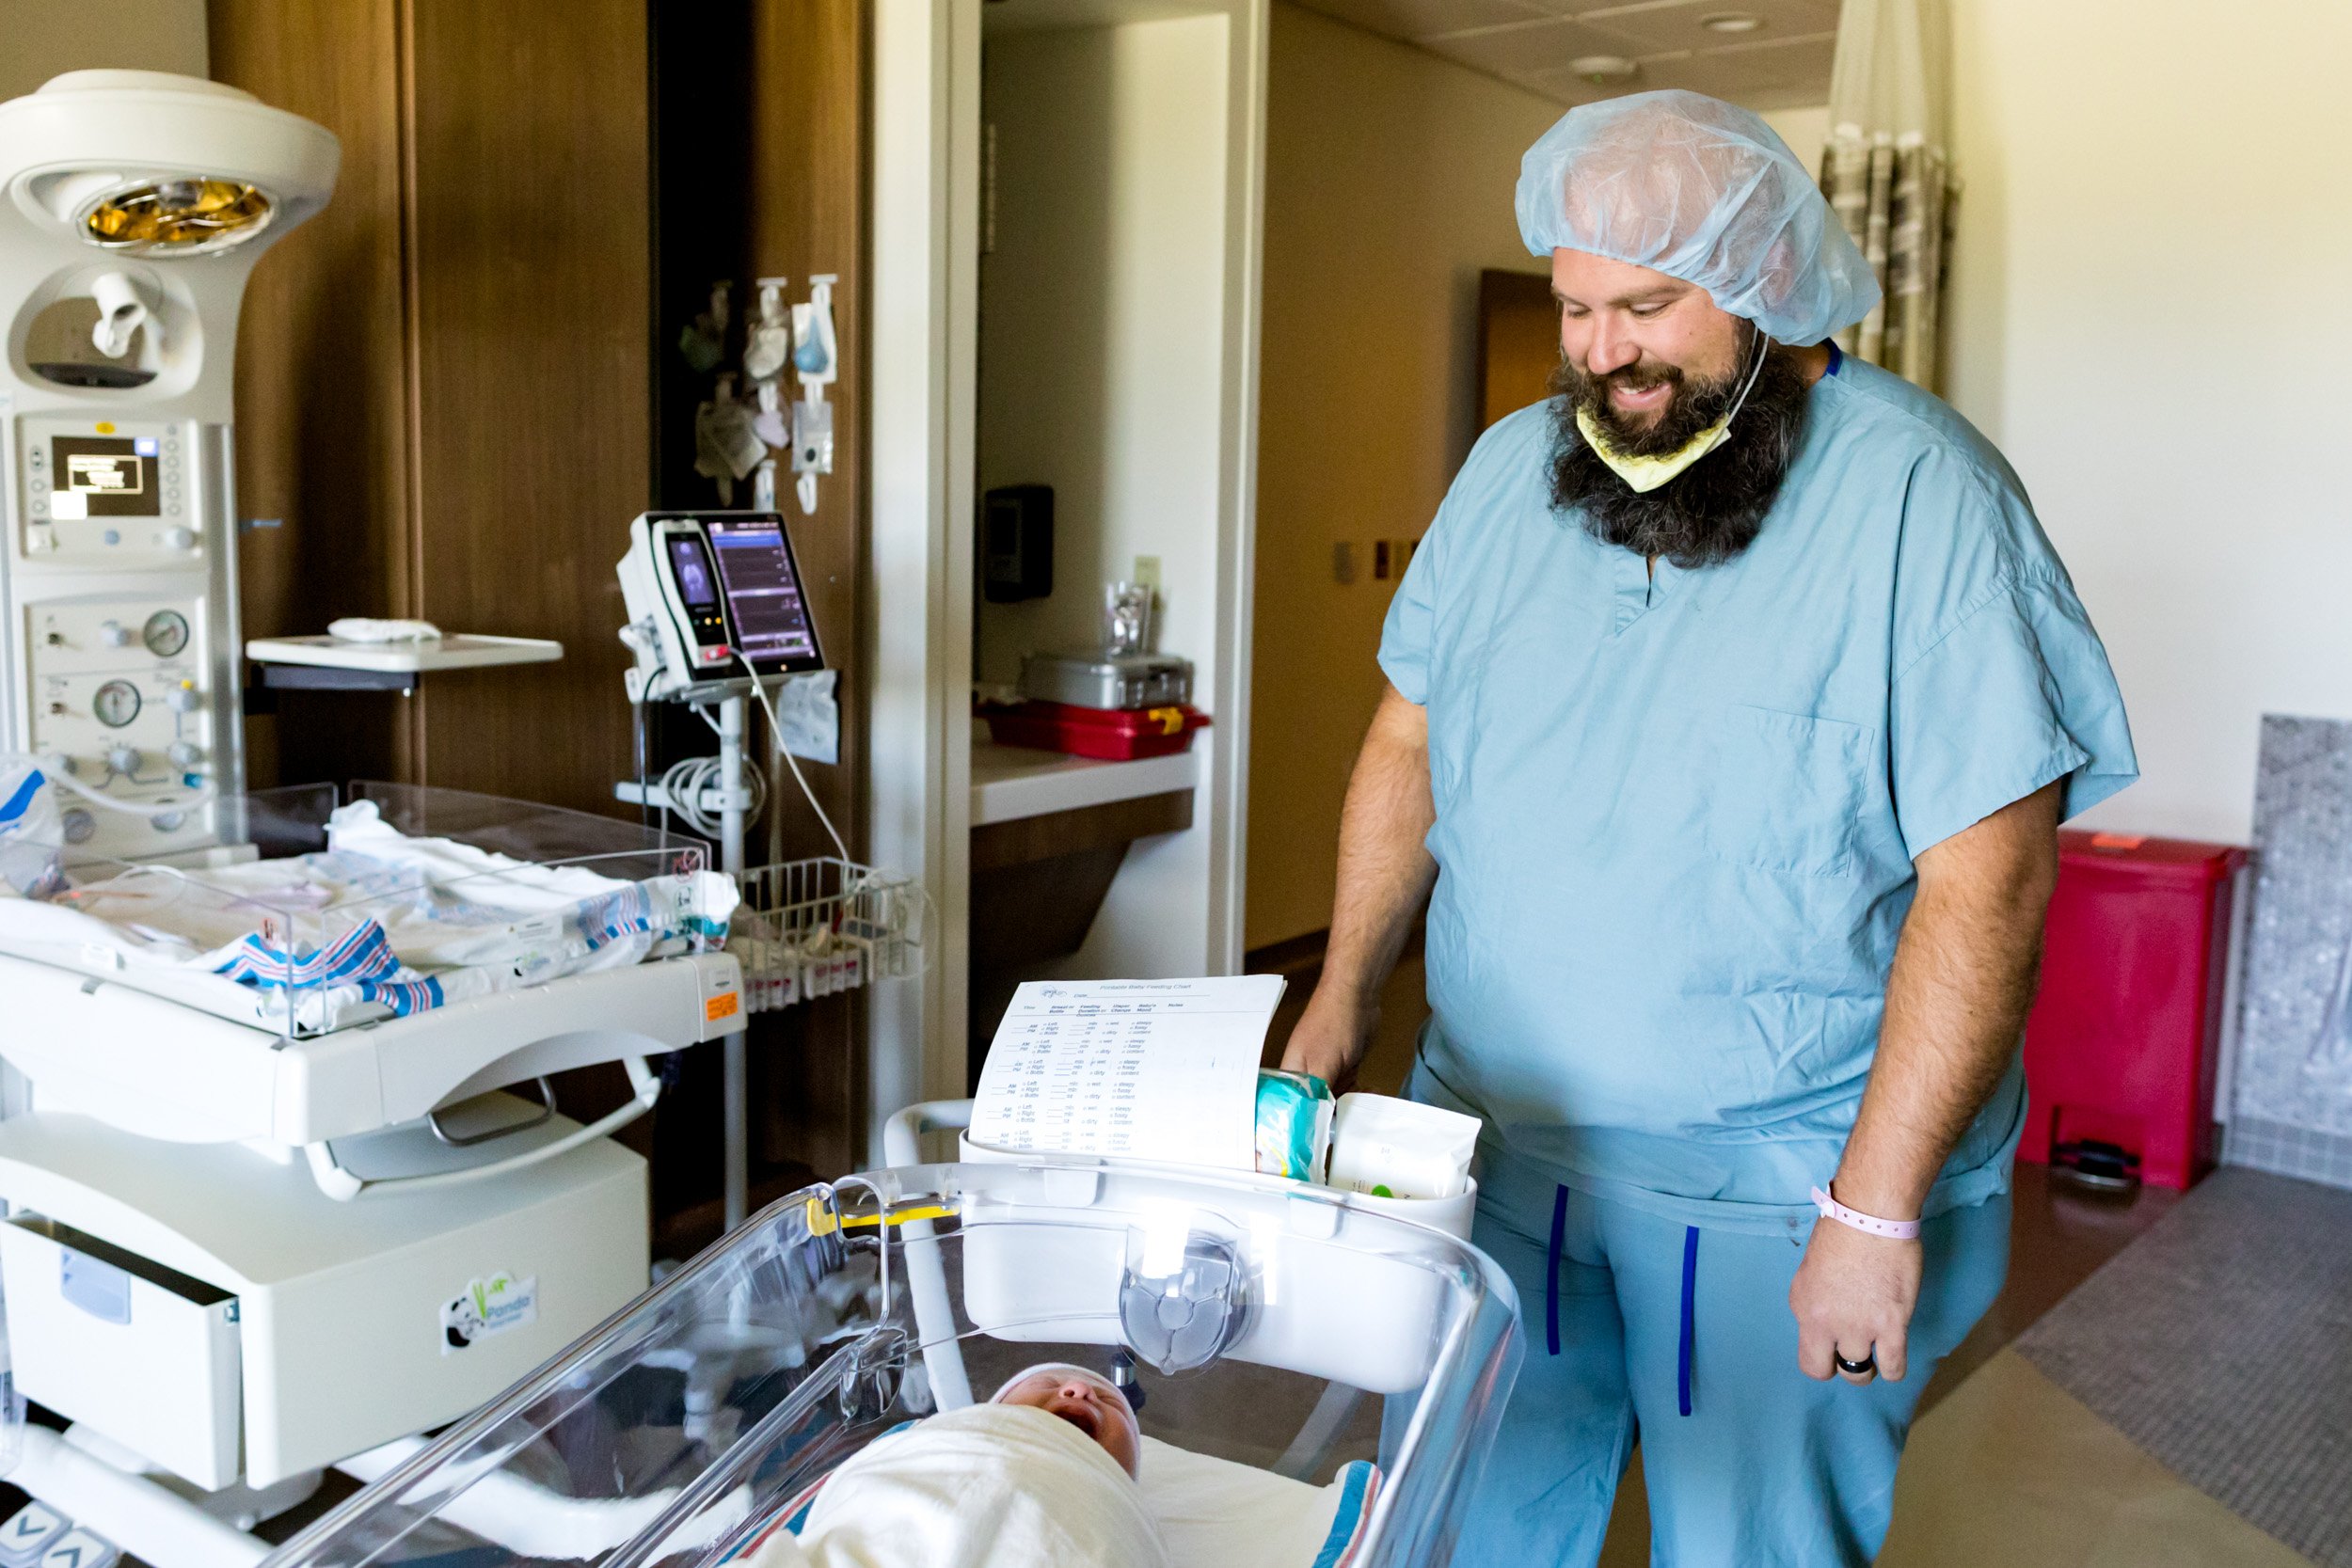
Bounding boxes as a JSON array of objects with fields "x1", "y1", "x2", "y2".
[
  {"x1": 3, "y1": 1, "x2": 206, "y2": 100},
  {"x1": 1759, "y1": 103, "x2": 1827, "y2": 170},
  {"x1": 1943, "y1": 0, "x2": 2352, "y2": 843},
  {"x1": 1246, "y1": 2, "x2": 1560, "y2": 950},
  {"x1": 979, "y1": 12, "x2": 1243, "y2": 980},
  {"x1": 977, "y1": 16, "x2": 1231, "y2": 691}
]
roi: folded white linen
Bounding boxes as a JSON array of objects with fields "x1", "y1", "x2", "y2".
[
  {"x1": 0, "y1": 797, "x2": 736, "y2": 1030},
  {"x1": 326, "y1": 617, "x2": 442, "y2": 642},
  {"x1": 744, "y1": 1404, "x2": 1168, "y2": 1568}
]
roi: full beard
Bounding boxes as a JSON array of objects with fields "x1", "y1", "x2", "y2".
[{"x1": 1547, "y1": 334, "x2": 1813, "y2": 568}]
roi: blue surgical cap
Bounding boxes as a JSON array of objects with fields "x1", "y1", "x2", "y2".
[{"x1": 1515, "y1": 89, "x2": 1880, "y2": 346}]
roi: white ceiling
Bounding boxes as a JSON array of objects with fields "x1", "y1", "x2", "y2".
[{"x1": 1288, "y1": 0, "x2": 1839, "y2": 110}]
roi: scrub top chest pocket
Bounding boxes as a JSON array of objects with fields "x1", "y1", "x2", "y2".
[{"x1": 1702, "y1": 704, "x2": 1873, "y2": 879}]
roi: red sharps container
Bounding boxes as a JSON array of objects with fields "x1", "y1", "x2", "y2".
[{"x1": 2018, "y1": 831, "x2": 2248, "y2": 1192}]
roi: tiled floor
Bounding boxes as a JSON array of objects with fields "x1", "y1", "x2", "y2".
[{"x1": 1879, "y1": 1352, "x2": 2314, "y2": 1568}]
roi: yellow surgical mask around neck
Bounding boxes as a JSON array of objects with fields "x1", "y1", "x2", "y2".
[
  {"x1": 1573, "y1": 330, "x2": 1770, "y2": 495},
  {"x1": 1574, "y1": 404, "x2": 1733, "y2": 494}
]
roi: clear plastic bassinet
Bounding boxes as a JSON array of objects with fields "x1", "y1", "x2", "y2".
[{"x1": 260, "y1": 1151, "x2": 1523, "y2": 1568}]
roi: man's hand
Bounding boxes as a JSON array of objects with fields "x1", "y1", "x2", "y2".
[
  {"x1": 1280, "y1": 989, "x2": 1376, "y2": 1095},
  {"x1": 1793, "y1": 779, "x2": 2061, "y2": 1383},
  {"x1": 1790, "y1": 1212, "x2": 1923, "y2": 1383}
]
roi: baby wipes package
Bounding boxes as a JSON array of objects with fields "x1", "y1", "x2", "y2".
[
  {"x1": 1326, "y1": 1093, "x2": 1481, "y2": 1201},
  {"x1": 1253, "y1": 1069, "x2": 1334, "y2": 1183}
]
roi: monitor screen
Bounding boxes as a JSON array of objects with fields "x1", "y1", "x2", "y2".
[
  {"x1": 706, "y1": 515, "x2": 824, "y2": 673},
  {"x1": 52, "y1": 436, "x2": 158, "y2": 519},
  {"x1": 668, "y1": 535, "x2": 720, "y2": 611}
]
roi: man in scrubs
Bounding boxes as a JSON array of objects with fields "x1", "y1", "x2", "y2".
[{"x1": 1281, "y1": 91, "x2": 2136, "y2": 1563}]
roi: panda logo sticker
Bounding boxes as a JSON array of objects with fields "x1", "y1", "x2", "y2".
[{"x1": 440, "y1": 1272, "x2": 538, "y2": 1354}]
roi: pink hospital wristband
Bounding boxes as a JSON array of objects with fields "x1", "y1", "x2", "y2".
[{"x1": 1810, "y1": 1186, "x2": 1921, "y2": 1241}]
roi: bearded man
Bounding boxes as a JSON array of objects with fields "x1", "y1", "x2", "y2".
[{"x1": 1281, "y1": 91, "x2": 2137, "y2": 1564}]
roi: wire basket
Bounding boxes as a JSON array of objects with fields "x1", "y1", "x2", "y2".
[{"x1": 731, "y1": 858, "x2": 933, "y2": 1012}]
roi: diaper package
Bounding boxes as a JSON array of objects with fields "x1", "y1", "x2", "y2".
[
  {"x1": 1252, "y1": 1069, "x2": 1334, "y2": 1183},
  {"x1": 1325, "y1": 1093, "x2": 1481, "y2": 1201}
]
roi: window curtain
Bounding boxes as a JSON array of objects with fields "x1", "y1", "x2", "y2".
[{"x1": 1820, "y1": 0, "x2": 1952, "y2": 390}]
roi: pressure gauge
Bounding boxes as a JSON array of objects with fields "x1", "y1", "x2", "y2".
[
  {"x1": 143, "y1": 610, "x2": 191, "y2": 658},
  {"x1": 93, "y1": 679, "x2": 142, "y2": 728}
]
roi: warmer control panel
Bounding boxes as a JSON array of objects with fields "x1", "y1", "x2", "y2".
[
  {"x1": 19, "y1": 594, "x2": 218, "y2": 849},
  {"x1": 15, "y1": 415, "x2": 202, "y2": 568},
  {"x1": 6, "y1": 406, "x2": 236, "y2": 860}
]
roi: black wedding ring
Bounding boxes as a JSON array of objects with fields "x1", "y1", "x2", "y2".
[{"x1": 1834, "y1": 1350, "x2": 1877, "y2": 1377}]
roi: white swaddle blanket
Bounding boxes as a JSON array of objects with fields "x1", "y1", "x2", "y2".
[
  {"x1": 0, "y1": 797, "x2": 736, "y2": 1030},
  {"x1": 744, "y1": 1404, "x2": 1169, "y2": 1568}
]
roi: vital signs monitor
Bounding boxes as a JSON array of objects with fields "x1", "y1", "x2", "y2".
[{"x1": 619, "y1": 512, "x2": 824, "y2": 703}]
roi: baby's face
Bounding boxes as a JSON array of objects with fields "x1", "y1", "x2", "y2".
[{"x1": 994, "y1": 1366, "x2": 1142, "y2": 1478}]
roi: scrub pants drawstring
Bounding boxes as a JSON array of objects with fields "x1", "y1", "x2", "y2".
[
  {"x1": 1543, "y1": 1188, "x2": 1698, "y2": 1417},
  {"x1": 1677, "y1": 1226, "x2": 1699, "y2": 1417},
  {"x1": 1546, "y1": 1183, "x2": 1568, "y2": 1356}
]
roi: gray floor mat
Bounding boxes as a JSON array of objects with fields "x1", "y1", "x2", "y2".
[{"x1": 2015, "y1": 1166, "x2": 2352, "y2": 1565}]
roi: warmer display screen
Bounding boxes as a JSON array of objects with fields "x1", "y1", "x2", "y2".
[
  {"x1": 52, "y1": 436, "x2": 159, "y2": 519},
  {"x1": 707, "y1": 516, "x2": 823, "y2": 673}
]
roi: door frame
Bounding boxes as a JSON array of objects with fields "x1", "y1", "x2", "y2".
[{"x1": 867, "y1": 0, "x2": 1267, "y2": 1154}]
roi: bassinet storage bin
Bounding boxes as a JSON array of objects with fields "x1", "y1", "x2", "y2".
[{"x1": 260, "y1": 1154, "x2": 1522, "y2": 1568}]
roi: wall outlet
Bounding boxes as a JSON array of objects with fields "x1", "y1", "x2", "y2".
[{"x1": 1132, "y1": 554, "x2": 1162, "y2": 593}]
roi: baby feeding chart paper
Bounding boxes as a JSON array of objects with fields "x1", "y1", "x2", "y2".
[{"x1": 968, "y1": 974, "x2": 1288, "y2": 1169}]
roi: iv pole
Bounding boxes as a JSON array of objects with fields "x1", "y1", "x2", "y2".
[
  {"x1": 619, "y1": 691, "x2": 755, "y2": 1229},
  {"x1": 715, "y1": 695, "x2": 751, "y2": 1229}
]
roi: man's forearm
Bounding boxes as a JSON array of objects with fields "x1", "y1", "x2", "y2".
[
  {"x1": 1318, "y1": 688, "x2": 1438, "y2": 1011},
  {"x1": 1834, "y1": 783, "x2": 2063, "y2": 1218}
]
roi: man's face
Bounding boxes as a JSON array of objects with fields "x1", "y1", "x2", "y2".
[
  {"x1": 994, "y1": 1366, "x2": 1143, "y2": 1478},
  {"x1": 1551, "y1": 248, "x2": 1749, "y2": 450}
]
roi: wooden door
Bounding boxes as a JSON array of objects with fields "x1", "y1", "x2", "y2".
[
  {"x1": 210, "y1": 0, "x2": 415, "y2": 787},
  {"x1": 213, "y1": 0, "x2": 876, "y2": 1222},
  {"x1": 213, "y1": 0, "x2": 650, "y2": 805},
  {"x1": 1477, "y1": 267, "x2": 1561, "y2": 430},
  {"x1": 400, "y1": 0, "x2": 653, "y2": 812}
]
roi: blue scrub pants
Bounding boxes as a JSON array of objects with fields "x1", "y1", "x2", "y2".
[{"x1": 1446, "y1": 1149, "x2": 2010, "y2": 1566}]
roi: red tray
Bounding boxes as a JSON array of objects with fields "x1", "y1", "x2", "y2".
[{"x1": 982, "y1": 700, "x2": 1210, "y2": 760}]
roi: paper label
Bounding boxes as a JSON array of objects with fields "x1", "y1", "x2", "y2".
[
  {"x1": 777, "y1": 670, "x2": 840, "y2": 764},
  {"x1": 440, "y1": 1272, "x2": 537, "y2": 1354},
  {"x1": 969, "y1": 976, "x2": 1285, "y2": 1170}
]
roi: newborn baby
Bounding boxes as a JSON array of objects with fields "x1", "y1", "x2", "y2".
[
  {"x1": 989, "y1": 1363, "x2": 1144, "y2": 1479},
  {"x1": 741, "y1": 1364, "x2": 1168, "y2": 1568}
]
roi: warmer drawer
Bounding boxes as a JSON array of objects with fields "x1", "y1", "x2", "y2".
[{"x1": 0, "y1": 1216, "x2": 241, "y2": 1489}]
